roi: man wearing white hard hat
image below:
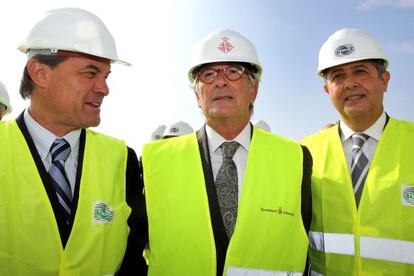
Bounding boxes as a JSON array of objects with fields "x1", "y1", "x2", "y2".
[
  {"x1": 302, "y1": 28, "x2": 414, "y2": 275},
  {"x1": 150, "y1": 124, "x2": 167, "y2": 141},
  {"x1": 0, "y1": 8, "x2": 147, "y2": 275},
  {"x1": 253, "y1": 119, "x2": 271, "y2": 132},
  {"x1": 162, "y1": 121, "x2": 194, "y2": 139},
  {"x1": 142, "y1": 29, "x2": 312, "y2": 275},
  {"x1": 0, "y1": 81, "x2": 12, "y2": 120}
]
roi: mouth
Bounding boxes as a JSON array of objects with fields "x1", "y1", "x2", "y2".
[
  {"x1": 86, "y1": 101, "x2": 102, "y2": 110},
  {"x1": 345, "y1": 94, "x2": 365, "y2": 102},
  {"x1": 213, "y1": 95, "x2": 234, "y2": 101}
]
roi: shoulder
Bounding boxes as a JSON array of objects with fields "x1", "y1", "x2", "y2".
[
  {"x1": 85, "y1": 128, "x2": 126, "y2": 147},
  {"x1": 301, "y1": 124, "x2": 338, "y2": 145}
]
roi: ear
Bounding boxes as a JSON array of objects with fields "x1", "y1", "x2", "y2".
[
  {"x1": 27, "y1": 59, "x2": 50, "y2": 89},
  {"x1": 381, "y1": 71, "x2": 391, "y2": 92},
  {"x1": 250, "y1": 82, "x2": 259, "y2": 103},
  {"x1": 323, "y1": 83, "x2": 330, "y2": 95}
]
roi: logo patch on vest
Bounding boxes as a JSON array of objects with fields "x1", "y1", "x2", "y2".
[
  {"x1": 260, "y1": 206, "x2": 295, "y2": 217},
  {"x1": 401, "y1": 185, "x2": 414, "y2": 206},
  {"x1": 93, "y1": 201, "x2": 115, "y2": 224}
]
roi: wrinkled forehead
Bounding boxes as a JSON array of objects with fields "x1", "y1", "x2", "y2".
[{"x1": 325, "y1": 59, "x2": 374, "y2": 74}]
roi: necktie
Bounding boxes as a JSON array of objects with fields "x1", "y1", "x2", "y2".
[
  {"x1": 215, "y1": 141, "x2": 240, "y2": 237},
  {"x1": 350, "y1": 133, "x2": 370, "y2": 207},
  {"x1": 49, "y1": 139, "x2": 72, "y2": 224}
]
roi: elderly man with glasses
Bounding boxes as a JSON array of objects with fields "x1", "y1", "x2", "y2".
[{"x1": 141, "y1": 29, "x2": 312, "y2": 276}]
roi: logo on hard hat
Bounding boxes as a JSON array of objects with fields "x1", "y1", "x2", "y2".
[
  {"x1": 218, "y1": 37, "x2": 234, "y2": 54},
  {"x1": 401, "y1": 185, "x2": 414, "y2": 206},
  {"x1": 170, "y1": 127, "x2": 179, "y2": 133},
  {"x1": 335, "y1": 44, "x2": 355, "y2": 57}
]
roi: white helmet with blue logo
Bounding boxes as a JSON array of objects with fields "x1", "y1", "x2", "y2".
[{"x1": 317, "y1": 28, "x2": 388, "y2": 76}]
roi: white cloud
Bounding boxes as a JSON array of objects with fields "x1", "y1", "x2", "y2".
[
  {"x1": 389, "y1": 41, "x2": 414, "y2": 54},
  {"x1": 357, "y1": 0, "x2": 414, "y2": 10}
]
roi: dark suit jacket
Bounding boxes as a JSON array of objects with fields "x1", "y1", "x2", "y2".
[
  {"x1": 195, "y1": 125, "x2": 312, "y2": 275},
  {"x1": 15, "y1": 113, "x2": 148, "y2": 275}
]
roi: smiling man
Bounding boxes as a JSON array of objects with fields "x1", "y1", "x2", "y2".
[
  {"x1": 302, "y1": 28, "x2": 414, "y2": 275},
  {"x1": 142, "y1": 29, "x2": 312, "y2": 276},
  {"x1": 0, "y1": 8, "x2": 147, "y2": 275}
]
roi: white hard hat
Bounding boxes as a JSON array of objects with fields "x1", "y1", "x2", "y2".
[
  {"x1": 188, "y1": 29, "x2": 262, "y2": 83},
  {"x1": 0, "y1": 81, "x2": 12, "y2": 114},
  {"x1": 163, "y1": 121, "x2": 194, "y2": 138},
  {"x1": 254, "y1": 120, "x2": 271, "y2": 132},
  {"x1": 151, "y1": 125, "x2": 167, "y2": 141},
  {"x1": 317, "y1": 28, "x2": 388, "y2": 76},
  {"x1": 18, "y1": 8, "x2": 130, "y2": 65}
]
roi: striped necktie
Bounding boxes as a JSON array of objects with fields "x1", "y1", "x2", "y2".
[
  {"x1": 351, "y1": 133, "x2": 370, "y2": 207},
  {"x1": 215, "y1": 141, "x2": 240, "y2": 237},
  {"x1": 49, "y1": 139, "x2": 72, "y2": 224}
]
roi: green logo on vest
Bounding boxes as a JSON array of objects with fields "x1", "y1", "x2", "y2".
[
  {"x1": 401, "y1": 185, "x2": 414, "y2": 206},
  {"x1": 93, "y1": 201, "x2": 115, "y2": 224}
]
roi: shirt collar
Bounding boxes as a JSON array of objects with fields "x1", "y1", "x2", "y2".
[
  {"x1": 206, "y1": 122, "x2": 251, "y2": 154},
  {"x1": 340, "y1": 111, "x2": 386, "y2": 142},
  {"x1": 24, "y1": 109, "x2": 81, "y2": 159}
]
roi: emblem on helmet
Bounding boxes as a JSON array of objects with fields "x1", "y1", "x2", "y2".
[
  {"x1": 218, "y1": 37, "x2": 234, "y2": 54},
  {"x1": 335, "y1": 44, "x2": 355, "y2": 57}
]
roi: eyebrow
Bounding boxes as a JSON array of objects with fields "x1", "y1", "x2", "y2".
[
  {"x1": 328, "y1": 63, "x2": 368, "y2": 76},
  {"x1": 84, "y1": 64, "x2": 111, "y2": 75}
]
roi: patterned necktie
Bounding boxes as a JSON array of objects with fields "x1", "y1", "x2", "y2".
[
  {"x1": 351, "y1": 133, "x2": 370, "y2": 207},
  {"x1": 215, "y1": 141, "x2": 240, "y2": 237},
  {"x1": 49, "y1": 139, "x2": 72, "y2": 224}
]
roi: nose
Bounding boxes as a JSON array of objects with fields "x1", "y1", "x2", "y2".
[
  {"x1": 213, "y1": 70, "x2": 228, "y2": 88},
  {"x1": 343, "y1": 76, "x2": 358, "y2": 90},
  {"x1": 94, "y1": 77, "x2": 109, "y2": 96}
]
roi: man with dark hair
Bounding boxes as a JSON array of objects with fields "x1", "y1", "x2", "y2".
[
  {"x1": 302, "y1": 28, "x2": 414, "y2": 275},
  {"x1": 0, "y1": 8, "x2": 147, "y2": 275}
]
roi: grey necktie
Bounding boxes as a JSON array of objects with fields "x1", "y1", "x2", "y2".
[
  {"x1": 351, "y1": 133, "x2": 370, "y2": 207},
  {"x1": 49, "y1": 139, "x2": 72, "y2": 224},
  {"x1": 215, "y1": 141, "x2": 240, "y2": 237}
]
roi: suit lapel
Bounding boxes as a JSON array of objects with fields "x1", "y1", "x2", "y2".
[
  {"x1": 16, "y1": 112, "x2": 85, "y2": 248},
  {"x1": 196, "y1": 125, "x2": 228, "y2": 276}
]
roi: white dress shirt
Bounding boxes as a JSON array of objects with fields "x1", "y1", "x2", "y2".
[
  {"x1": 340, "y1": 112, "x2": 387, "y2": 173},
  {"x1": 206, "y1": 123, "x2": 251, "y2": 200},
  {"x1": 24, "y1": 109, "x2": 81, "y2": 196}
]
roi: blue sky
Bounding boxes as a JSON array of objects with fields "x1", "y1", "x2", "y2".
[{"x1": 2, "y1": 0, "x2": 413, "y2": 153}]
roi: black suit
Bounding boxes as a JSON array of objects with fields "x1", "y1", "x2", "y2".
[{"x1": 15, "y1": 113, "x2": 148, "y2": 275}]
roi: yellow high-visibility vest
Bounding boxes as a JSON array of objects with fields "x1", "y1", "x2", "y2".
[
  {"x1": 302, "y1": 118, "x2": 414, "y2": 276},
  {"x1": 143, "y1": 127, "x2": 308, "y2": 276},
  {"x1": 0, "y1": 120, "x2": 131, "y2": 276}
]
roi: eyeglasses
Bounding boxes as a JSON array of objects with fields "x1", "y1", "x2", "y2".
[{"x1": 197, "y1": 65, "x2": 247, "y2": 84}]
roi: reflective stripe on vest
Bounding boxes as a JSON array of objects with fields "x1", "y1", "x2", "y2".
[
  {"x1": 227, "y1": 266, "x2": 302, "y2": 276},
  {"x1": 360, "y1": 236, "x2": 414, "y2": 264},
  {"x1": 309, "y1": 231, "x2": 354, "y2": 255},
  {"x1": 310, "y1": 270, "x2": 324, "y2": 276},
  {"x1": 310, "y1": 231, "x2": 414, "y2": 264}
]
